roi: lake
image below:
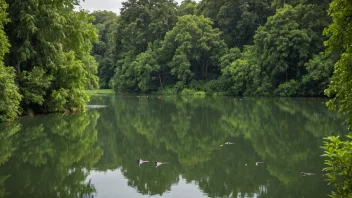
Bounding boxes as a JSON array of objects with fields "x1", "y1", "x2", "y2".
[{"x1": 0, "y1": 94, "x2": 347, "y2": 198}]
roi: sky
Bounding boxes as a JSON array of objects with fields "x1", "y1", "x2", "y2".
[{"x1": 79, "y1": 0, "x2": 189, "y2": 14}]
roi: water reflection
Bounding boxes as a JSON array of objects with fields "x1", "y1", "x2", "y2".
[
  {"x1": 0, "y1": 95, "x2": 347, "y2": 197},
  {"x1": 0, "y1": 112, "x2": 103, "y2": 198},
  {"x1": 91, "y1": 95, "x2": 345, "y2": 197}
]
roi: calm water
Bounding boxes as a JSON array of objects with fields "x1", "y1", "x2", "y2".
[{"x1": 0, "y1": 94, "x2": 348, "y2": 198}]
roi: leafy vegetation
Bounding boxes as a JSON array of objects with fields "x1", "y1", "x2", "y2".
[
  {"x1": 0, "y1": 0, "x2": 99, "y2": 121},
  {"x1": 322, "y1": 0, "x2": 352, "y2": 197},
  {"x1": 0, "y1": 0, "x2": 346, "y2": 121},
  {"x1": 87, "y1": 0, "x2": 334, "y2": 98},
  {"x1": 0, "y1": 0, "x2": 21, "y2": 122},
  {"x1": 0, "y1": 0, "x2": 349, "y2": 196},
  {"x1": 90, "y1": 11, "x2": 118, "y2": 88}
]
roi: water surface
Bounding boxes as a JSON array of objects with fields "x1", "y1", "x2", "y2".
[{"x1": 0, "y1": 95, "x2": 347, "y2": 197}]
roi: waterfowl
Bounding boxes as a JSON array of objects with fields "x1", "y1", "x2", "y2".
[
  {"x1": 301, "y1": 172, "x2": 315, "y2": 176},
  {"x1": 155, "y1": 161, "x2": 169, "y2": 168},
  {"x1": 137, "y1": 159, "x2": 150, "y2": 166}
]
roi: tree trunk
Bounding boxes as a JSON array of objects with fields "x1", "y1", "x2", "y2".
[
  {"x1": 205, "y1": 60, "x2": 208, "y2": 79},
  {"x1": 159, "y1": 74, "x2": 164, "y2": 88},
  {"x1": 16, "y1": 61, "x2": 20, "y2": 73}
]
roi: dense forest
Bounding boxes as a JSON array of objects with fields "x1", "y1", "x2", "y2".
[
  {"x1": 0, "y1": 0, "x2": 349, "y2": 121},
  {"x1": 91, "y1": 0, "x2": 334, "y2": 98},
  {"x1": 0, "y1": 0, "x2": 351, "y2": 196}
]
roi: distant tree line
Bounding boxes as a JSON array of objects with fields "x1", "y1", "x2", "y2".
[{"x1": 91, "y1": 0, "x2": 335, "y2": 97}]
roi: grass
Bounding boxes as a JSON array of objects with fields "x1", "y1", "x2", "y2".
[{"x1": 87, "y1": 89, "x2": 114, "y2": 94}]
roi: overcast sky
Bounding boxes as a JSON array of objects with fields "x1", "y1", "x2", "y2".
[{"x1": 79, "y1": 0, "x2": 190, "y2": 14}]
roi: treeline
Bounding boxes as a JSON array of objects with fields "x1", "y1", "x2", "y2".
[
  {"x1": 0, "y1": 0, "x2": 99, "y2": 121},
  {"x1": 0, "y1": 0, "x2": 346, "y2": 122},
  {"x1": 91, "y1": 0, "x2": 335, "y2": 97}
]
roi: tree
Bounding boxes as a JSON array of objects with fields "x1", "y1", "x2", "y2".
[
  {"x1": 111, "y1": 0, "x2": 178, "y2": 92},
  {"x1": 161, "y1": 15, "x2": 227, "y2": 89},
  {"x1": 322, "y1": 0, "x2": 352, "y2": 197},
  {"x1": 324, "y1": 0, "x2": 352, "y2": 125},
  {"x1": 112, "y1": 41, "x2": 163, "y2": 92},
  {"x1": 90, "y1": 11, "x2": 119, "y2": 88},
  {"x1": 198, "y1": 0, "x2": 273, "y2": 48},
  {"x1": 271, "y1": 0, "x2": 331, "y2": 10},
  {"x1": 253, "y1": 4, "x2": 329, "y2": 96},
  {"x1": 219, "y1": 46, "x2": 263, "y2": 96},
  {"x1": 0, "y1": 0, "x2": 21, "y2": 122},
  {"x1": 4, "y1": 0, "x2": 99, "y2": 114},
  {"x1": 178, "y1": 0, "x2": 198, "y2": 16}
]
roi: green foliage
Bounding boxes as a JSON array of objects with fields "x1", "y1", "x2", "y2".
[
  {"x1": 0, "y1": 0, "x2": 9, "y2": 58},
  {"x1": 193, "y1": 91, "x2": 206, "y2": 97},
  {"x1": 86, "y1": 89, "x2": 114, "y2": 94},
  {"x1": 301, "y1": 53, "x2": 334, "y2": 96},
  {"x1": 214, "y1": 4, "x2": 331, "y2": 97},
  {"x1": 2, "y1": 1, "x2": 99, "y2": 116},
  {"x1": 112, "y1": 42, "x2": 162, "y2": 93},
  {"x1": 0, "y1": 0, "x2": 21, "y2": 122},
  {"x1": 178, "y1": 0, "x2": 198, "y2": 16},
  {"x1": 322, "y1": 135, "x2": 352, "y2": 197},
  {"x1": 274, "y1": 80, "x2": 299, "y2": 97},
  {"x1": 322, "y1": 1, "x2": 352, "y2": 197},
  {"x1": 253, "y1": 4, "x2": 329, "y2": 95},
  {"x1": 180, "y1": 88, "x2": 197, "y2": 95},
  {"x1": 219, "y1": 47, "x2": 241, "y2": 69},
  {"x1": 111, "y1": 0, "x2": 178, "y2": 92},
  {"x1": 19, "y1": 67, "x2": 53, "y2": 107},
  {"x1": 219, "y1": 46, "x2": 266, "y2": 96},
  {"x1": 103, "y1": 0, "x2": 333, "y2": 98},
  {"x1": 198, "y1": 0, "x2": 274, "y2": 47},
  {"x1": 158, "y1": 86, "x2": 179, "y2": 95},
  {"x1": 90, "y1": 11, "x2": 118, "y2": 88},
  {"x1": 324, "y1": 0, "x2": 352, "y2": 125},
  {"x1": 161, "y1": 15, "x2": 227, "y2": 86}
]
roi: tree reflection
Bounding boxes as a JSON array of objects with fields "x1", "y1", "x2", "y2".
[
  {"x1": 0, "y1": 95, "x2": 344, "y2": 197},
  {"x1": 93, "y1": 95, "x2": 345, "y2": 197},
  {"x1": 0, "y1": 112, "x2": 103, "y2": 198}
]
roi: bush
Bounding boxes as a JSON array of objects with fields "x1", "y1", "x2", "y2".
[
  {"x1": 193, "y1": 91, "x2": 206, "y2": 98},
  {"x1": 180, "y1": 88, "x2": 197, "y2": 95},
  {"x1": 158, "y1": 86, "x2": 178, "y2": 95},
  {"x1": 274, "y1": 80, "x2": 299, "y2": 97},
  {"x1": 322, "y1": 135, "x2": 352, "y2": 198}
]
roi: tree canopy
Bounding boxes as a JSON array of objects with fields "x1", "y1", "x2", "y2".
[
  {"x1": 88, "y1": 0, "x2": 335, "y2": 98},
  {"x1": 0, "y1": 0, "x2": 99, "y2": 121}
]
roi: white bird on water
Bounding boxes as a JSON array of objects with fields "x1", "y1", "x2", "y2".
[
  {"x1": 137, "y1": 159, "x2": 150, "y2": 167},
  {"x1": 220, "y1": 142, "x2": 234, "y2": 146},
  {"x1": 155, "y1": 161, "x2": 169, "y2": 168},
  {"x1": 301, "y1": 172, "x2": 315, "y2": 176}
]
